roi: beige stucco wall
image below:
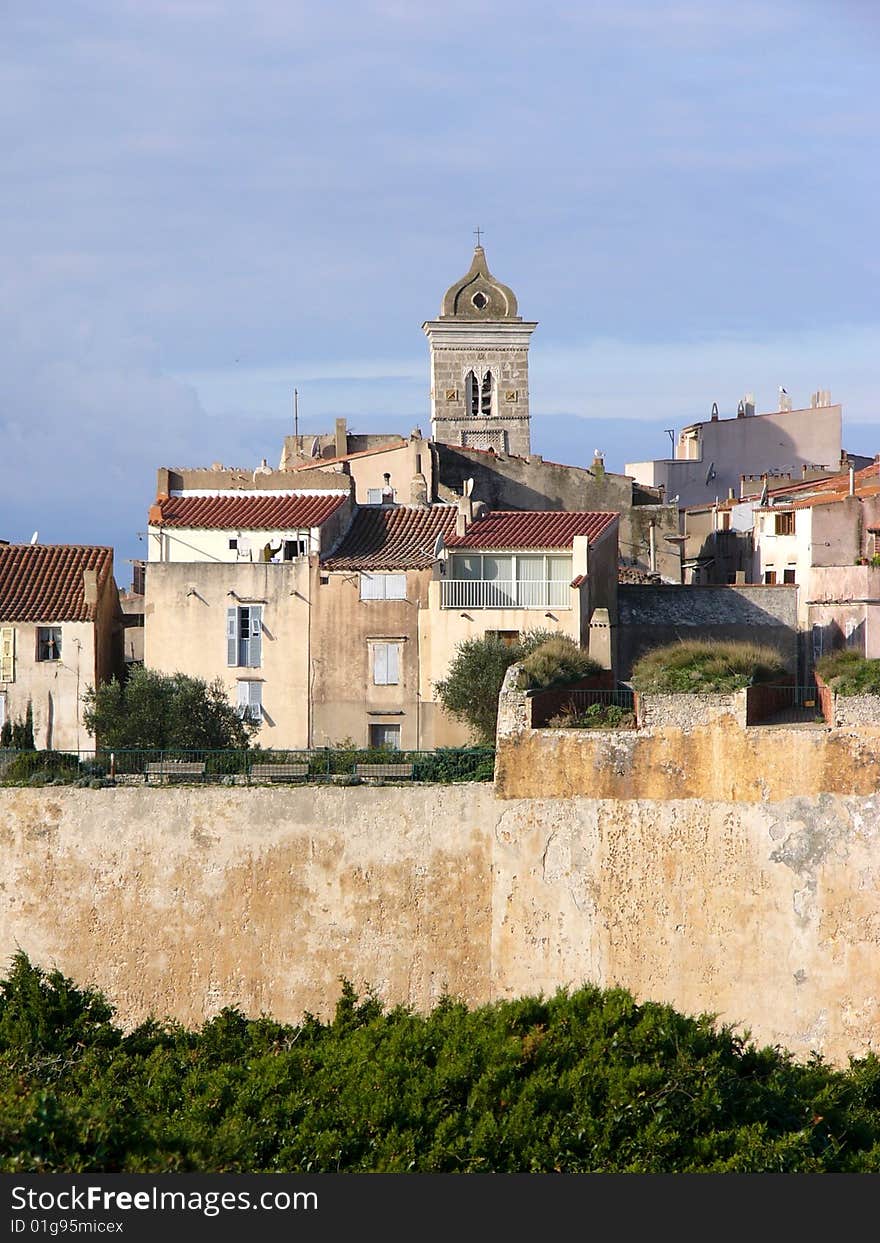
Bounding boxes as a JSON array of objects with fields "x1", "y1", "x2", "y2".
[
  {"x1": 144, "y1": 560, "x2": 312, "y2": 747},
  {"x1": 3, "y1": 781, "x2": 880, "y2": 1065},
  {"x1": 0, "y1": 621, "x2": 97, "y2": 751}
]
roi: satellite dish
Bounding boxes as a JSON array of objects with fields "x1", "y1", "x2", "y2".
[
  {"x1": 310, "y1": 437, "x2": 320, "y2": 458},
  {"x1": 433, "y1": 531, "x2": 445, "y2": 559},
  {"x1": 464, "y1": 477, "x2": 474, "y2": 497},
  {"x1": 30, "y1": 531, "x2": 38, "y2": 544}
]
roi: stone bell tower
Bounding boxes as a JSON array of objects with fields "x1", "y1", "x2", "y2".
[{"x1": 423, "y1": 241, "x2": 537, "y2": 457}]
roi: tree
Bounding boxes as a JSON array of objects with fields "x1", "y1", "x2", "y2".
[
  {"x1": 434, "y1": 630, "x2": 555, "y2": 743},
  {"x1": 82, "y1": 667, "x2": 256, "y2": 750},
  {"x1": 1, "y1": 700, "x2": 35, "y2": 749}
]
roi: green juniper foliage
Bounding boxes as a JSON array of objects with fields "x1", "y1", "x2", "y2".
[{"x1": 2, "y1": 953, "x2": 880, "y2": 1172}]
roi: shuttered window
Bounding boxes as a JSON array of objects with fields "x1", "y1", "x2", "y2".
[
  {"x1": 227, "y1": 606, "x2": 262, "y2": 667},
  {"x1": 371, "y1": 642, "x2": 401, "y2": 685},
  {"x1": 359, "y1": 573, "x2": 406, "y2": 601},
  {"x1": 0, "y1": 628, "x2": 14, "y2": 682},
  {"x1": 236, "y1": 680, "x2": 263, "y2": 722}
]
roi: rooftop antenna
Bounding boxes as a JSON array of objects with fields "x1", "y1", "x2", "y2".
[
  {"x1": 665, "y1": 429, "x2": 675, "y2": 453},
  {"x1": 294, "y1": 388, "x2": 299, "y2": 440}
]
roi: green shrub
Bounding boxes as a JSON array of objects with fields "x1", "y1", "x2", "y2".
[
  {"x1": 631, "y1": 640, "x2": 787, "y2": 693},
  {"x1": 434, "y1": 629, "x2": 557, "y2": 743},
  {"x1": 518, "y1": 636, "x2": 602, "y2": 690},
  {"x1": 547, "y1": 701, "x2": 635, "y2": 730},
  {"x1": 817, "y1": 651, "x2": 880, "y2": 696},
  {"x1": 6, "y1": 953, "x2": 880, "y2": 1172},
  {"x1": 2, "y1": 750, "x2": 81, "y2": 784}
]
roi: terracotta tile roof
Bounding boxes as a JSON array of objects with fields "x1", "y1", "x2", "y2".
[
  {"x1": 323, "y1": 506, "x2": 457, "y2": 570},
  {"x1": 151, "y1": 493, "x2": 348, "y2": 529},
  {"x1": 0, "y1": 545, "x2": 114, "y2": 622},
  {"x1": 445, "y1": 510, "x2": 618, "y2": 550}
]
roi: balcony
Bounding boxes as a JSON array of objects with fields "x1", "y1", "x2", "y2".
[{"x1": 440, "y1": 579, "x2": 571, "y2": 609}]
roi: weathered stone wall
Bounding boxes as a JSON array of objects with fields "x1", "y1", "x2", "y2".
[
  {"x1": 4, "y1": 778, "x2": 880, "y2": 1065},
  {"x1": 830, "y1": 694, "x2": 880, "y2": 728},
  {"x1": 635, "y1": 692, "x2": 746, "y2": 730},
  {"x1": 617, "y1": 584, "x2": 798, "y2": 679}
]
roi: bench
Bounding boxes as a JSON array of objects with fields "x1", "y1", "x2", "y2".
[
  {"x1": 354, "y1": 762, "x2": 414, "y2": 780},
  {"x1": 249, "y1": 763, "x2": 309, "y2": 782},
  {"x1": 145, "y1": 761, "x2": 206, "y2": 784}
]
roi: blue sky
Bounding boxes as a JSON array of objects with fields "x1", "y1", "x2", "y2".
[{"x1": 2, "y1": 0, "x2": 878, "y2": 574}]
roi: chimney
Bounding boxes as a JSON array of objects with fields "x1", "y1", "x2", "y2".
[
  {"x1": 409, "y1": 472, "x2": 429, "y2": 507},
  {"x1": 334, "y1": 418, "x2": 347, "y2": 457},
  {"x1": 381, "y1": 472, "x2": 394, "y2": 504},
  {"x1": 728, "y1": 488, "x2": 735, "y2": 500},
  {"x1": 850, "y1": 464, "x2": 856, "y2": 496},
  {"x1": 83, "y1": 569, "x2": 98, "y2": 605},
  {"x1": 455, "y1": 494, "x2": 473, "y2": 537},
  {"x1": 711, "y1": 402, "x2": 719, "y2": 421}
]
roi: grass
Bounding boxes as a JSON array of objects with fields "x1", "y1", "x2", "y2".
[
  {"x1": 517, "y1": 636, "x2": 602, "y2": 690},
  {"x1": 816, "y1": 650, "x2": 880, "y2": 696},
  {"x1": 631, "y1": 639, "x2": 788, "y2": 694}
]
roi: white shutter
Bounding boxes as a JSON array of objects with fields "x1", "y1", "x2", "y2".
[
  {"x1": 236, "y1": 680, "x2": 249, "y2": 716},
  {"x1": 0, "y1": 628, "x2": 14, "y2": 682},
  {"x1": 248, "y1": 681, "x2": 262, "y2": 721},
  {"x1": 249, "y1": 606, "x2": 262, "y2": 668},
  {"x1": 385, "y1": 574, "x2": 406, "y2": 600},
  {"x1": 373, "y1": 643, "x2": 388, "y2": 684},
  {"x1": 387, "y1": 643, "x2": 399, "y2": 685},
  {"x1": 360, "y1": 573, "x2": 381, "y2": 600},
  {"x1": 227, "y1": 609, "x2": 238, "y2": 666}
]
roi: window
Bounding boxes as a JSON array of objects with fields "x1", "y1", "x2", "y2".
[
  {"x1": 764, "y1": 569, "x2": 777, "y2": 585},
  {"x1": 371, "y1": 641, "x2": 401, "y2": 685},
  {"x1": 369, "y1": 723, "x2": 400, "y2": 749},
  {"x1": 465, "y1": 369, "x2": 494, "y2": 418},
  {"x1": 783, "y1": 567, "x2": 796, "y2": 584},
  {"x1": 228, "y1": 538, "x2": 238, "y2": 550},
  {"x1": 227, "y1": 605, "x2": 262, "y2": 667},
  {"x1": 36, "y1": 626, "x2": 61, "y2": 662},
  {"x1": 0, "y1": 627, "x2": 14, "y2": 682},
  {"x1": 487, "y1": 630, "x2": 520, "y2": 648},
  {"x1": 360, "y1": 573, "x2": 406, "y2": 601},
  {"x1": 775, "y1": 512, "x2": 795, "y2": 536},
  {"x1": 236, "y1": 680, "x2": 262, "y2": 723},
  {"x1": 444, "y1": 554, "x2": 573, "y2": 608},
  {"x1": 283, "y1": 538, "x2": 308, "y2": 560}
]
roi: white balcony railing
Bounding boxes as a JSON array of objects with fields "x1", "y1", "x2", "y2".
[{"x1": 441, "y1": 579, "x2": 571, "y2": 609}]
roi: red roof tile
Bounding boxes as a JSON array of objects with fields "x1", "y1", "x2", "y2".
[
  {"x1": 323, "y1": 506, "x2": 457, "y2": 570},
  {"x1": 152, "y1": 493, "x2": 348, "y2": 529},
  {"x1": 445, "y1": 510, "x2": 618, "y2": 550},
  {"x1": 0, "y1": 545, "x2": 114, "y2": 622}
]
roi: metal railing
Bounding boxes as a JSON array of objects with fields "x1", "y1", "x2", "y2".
[
  {"x1": 0, "y1": 746, "x2": 496, "y2": 785},
  {"x1": 441, "y1": 579, "x2": 571, "y2": 609},
  {"x1": 530, "y1": 688, "x2": 637, "y2": 730}
]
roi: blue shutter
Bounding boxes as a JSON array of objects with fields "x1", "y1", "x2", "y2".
[
  {"x1": 227, "y1": 608, "x2": 238, "y2": 666},
  {"x1": 249, "y1": 606, "x2": 262, "y2": 668}
]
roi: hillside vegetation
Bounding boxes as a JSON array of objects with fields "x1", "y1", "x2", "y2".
[{"x1": 2, "y1": 954, "x2": 880, "y2": 1173}]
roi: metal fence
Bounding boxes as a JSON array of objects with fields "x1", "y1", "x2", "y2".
[
  {"x1": 0, "y1": 746, "x2": 496, "y2": 785},
  {"x1": 530, "y1": 688, "x2": 637, "y2": 730},
  {"x1": 745, "y1": 683, "x2": 829, "y2": 726}
]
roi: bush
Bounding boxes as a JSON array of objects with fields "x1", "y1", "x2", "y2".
[
  {"x1": 6, "y1": 953, "x2": 880, "y2": 1172},
  {"x1": 434, "y1": 629, "x2": 557, "y2": 743},
  {"x1": 82, "y1": 668, "x2": 256, "y2": 751},
  {"x1": 2, "y1": 750, "x2": 81, "y2": 784},
  {"x1": 631, "y1": 640, "x2": 787, "y2": 693},
  {"x1": 518, "y1": 635, "x2": 602, "y2": 690},
  {"x1": 817, "y1": 651, "x2": 880, "y2": 696},
  {"x1": 547, "y1": 701, "x2": 635, "y2": 730}
]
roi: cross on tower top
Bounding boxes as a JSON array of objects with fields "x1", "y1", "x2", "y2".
[{"x1": 473, "y1": 226, "x2": 483, "y2": 248}]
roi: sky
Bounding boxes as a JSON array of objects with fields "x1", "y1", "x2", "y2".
[{"x1": 1, "y1": 0, "x2": 878, "y2": 576}]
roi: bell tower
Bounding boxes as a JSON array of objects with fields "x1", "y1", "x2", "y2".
[{"x1": 423, "y1": 239, "x2": 537, "y2": 457}]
